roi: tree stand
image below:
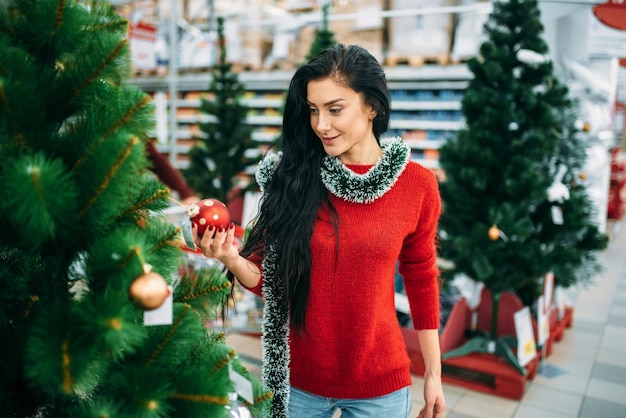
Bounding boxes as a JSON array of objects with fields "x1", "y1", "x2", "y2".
[
  {"x1": 442, "y1": 290, "x2": 526, "y2": 375},
  {"x1": 402, "y1": 291, "x2": 538, "y2": 400}
]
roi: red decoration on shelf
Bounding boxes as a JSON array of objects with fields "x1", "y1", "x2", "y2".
[
  {"x1": 608, "y1": 147, "x2": 626, "y2": 219},
  {"x1": 593, "y1": 1, "x2": 626, "y2": 31},
  {"x1": 188, "y1": 198, "x2": 231, "y2": 237}
]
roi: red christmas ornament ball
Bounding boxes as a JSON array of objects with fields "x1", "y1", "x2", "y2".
[{"x1": 188, "y1": 198, "x2": 231, "y2": 237}]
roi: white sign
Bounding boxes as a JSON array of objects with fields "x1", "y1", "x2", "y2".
[
  {"x1": 144, "y1": 286, "x2": 173, "y2": 326},
  {"x1": 543, "y1": 272, "x2": 555, "y2": 312},
  {"x1": 588, "y1": 9, "x2": 626, "y2": 57},
  {"x1": 537, "y1": 295, "x2": 550, "y2": 346},
  {"x1": 129, "y1": 22, "x2": 157, "y2": 70},
  {"x1": 514, "y1": 306, "x2": 537, "y2": 366}
]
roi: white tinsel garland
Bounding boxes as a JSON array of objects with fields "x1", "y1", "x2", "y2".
[
  {"x1": 320, "y1": 136, "x2": 410, "y2": 203},
  {"x1": 260, "y1": 243, "x2": 290, "y2": 417},
  {"x1": 255, "y1": 151, "x2": 282, "y2": 192}
]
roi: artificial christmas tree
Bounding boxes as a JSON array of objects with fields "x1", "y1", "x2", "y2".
[
  {"x1": 0, "y1": 1, "x2": 271, "y2": 416},
  {"x1": 522, "y1": 105, "x2": 608, "y2": 305},
  {"x1": 437, "y1": 0, "x2": 606, "y2": 374},
  {"x1": 306, "y1": 1, "x2": 336, "y2": 61},
  {"x1": 184, "y1": 17, "x2": 262, "y2": 206}
]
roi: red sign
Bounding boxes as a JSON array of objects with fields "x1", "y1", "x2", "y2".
[{"x1": 593, "y1": 1, "x2": 626, "y2": 31}]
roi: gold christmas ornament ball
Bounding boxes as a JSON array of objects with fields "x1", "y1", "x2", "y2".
[
  {"x1": 488, "y1": 225, "x2": 500, "y2": 241},
  {"x1": 579, "y1": 171, "x2": 587, "y2": 180},
  {"x1": 129, "y1": 271, "x2": 169, "y2": 310},
  {"x1": 583, "y1": 122, "x2": 591, "y2": 132}
]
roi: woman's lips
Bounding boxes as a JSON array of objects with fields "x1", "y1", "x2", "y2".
[{"x1": 321, "y1": 135, "x2": 339, "y2": 144}]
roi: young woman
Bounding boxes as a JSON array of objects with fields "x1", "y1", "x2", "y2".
[{"x1": 193, "y1": 44, "x2": 446, "y2": 418}]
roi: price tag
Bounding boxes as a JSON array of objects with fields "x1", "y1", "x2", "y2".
[
  {"x1": 543, "y1": 272, "x2": 555, "y2": 312},
  {"x1": 229, "y1": 364, "x2": 254, "y2": 404},
  {"x1": 551, "y1": 206, "x2": 564, "y2": 225},
  {"x1": 537, "y1": 295, "x2": 550, "y2": 346},
  {"x1": 144, "y1": 286, "x2": 173, "y2": 326},
  {"x1": 514, "y1": 306, "x2": 536, "y2": 366},
  {"x1": 181, "y1": 218, "x2": 196, "y2": 249}
]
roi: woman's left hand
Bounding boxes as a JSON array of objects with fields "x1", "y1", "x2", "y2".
[{"x1": 417, "y1": 373, "x2": 446, "y2": 418}]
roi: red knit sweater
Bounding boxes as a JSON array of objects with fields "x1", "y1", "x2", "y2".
[{"x1": 246, "y1": 160, "x2": 441, "y2": 399}]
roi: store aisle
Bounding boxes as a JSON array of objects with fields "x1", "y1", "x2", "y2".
[{"x1": 226, "y1": 219, "x2": 626, "y2": 418}]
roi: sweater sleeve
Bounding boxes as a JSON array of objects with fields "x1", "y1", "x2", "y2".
[
  {"x1": 146, "y1": 140, "x2": 195, "y2": 200},
  {"x1": 398, "y1": 169, "x2": 442, "y2": 330},
  {"x1": 238, "y1": 252, "x2": 264, "y2": 298}
]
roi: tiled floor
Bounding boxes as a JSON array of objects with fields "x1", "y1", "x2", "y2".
[{"x1": 226, "y1": 219, "x2": 626, "y2": 418}]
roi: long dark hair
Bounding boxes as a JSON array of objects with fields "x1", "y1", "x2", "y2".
[{"x1": 237, "y1": 44, "x2": 391, "y2": 331}]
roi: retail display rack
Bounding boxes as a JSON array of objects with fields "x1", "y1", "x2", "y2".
[{"x1": 130, "y1": 63, "x2": 472, "y2": 177}]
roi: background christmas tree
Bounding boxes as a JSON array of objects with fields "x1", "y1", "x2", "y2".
[
  {"x1": 183, "y1": 16, "x2": 262, "y2": 206},
  {"x1": 520, "y1": 104, "x2": 608, "y2": 305},
  {"x1": 306, "y1": 1, "x2": 336, "y2": 61},
  {"x1": 0, "y1": 1, "x2": 271, "y2": 416},
  {"x1": 436, "y1": 0, "x2": 606, "y2": 371}
]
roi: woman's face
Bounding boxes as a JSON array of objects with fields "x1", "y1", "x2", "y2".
[{"x1": 307, "y1": 77, "x2": 378, "y2": 164}]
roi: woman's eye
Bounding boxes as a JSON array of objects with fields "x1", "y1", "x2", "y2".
[
  {"x1": 308, "y1": 107, "x2": 318, "y2": 114},
  {"x1": 330, "y1": 108, "x2": 342, "y2": 114}
]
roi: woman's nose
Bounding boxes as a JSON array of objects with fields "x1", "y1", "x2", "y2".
[{"x1": 316, "y1": 113, "x2": 330, "y2": 132}]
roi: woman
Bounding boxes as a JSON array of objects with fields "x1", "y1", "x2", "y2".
[{"x1": 193, "y1": 44, "x2": 445, "y2": 418}]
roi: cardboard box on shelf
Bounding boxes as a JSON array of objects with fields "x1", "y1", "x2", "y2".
[
  {"x1": 231, "y1": 5, "x2": 275, "y2": 71},
  {"x1": 449, "y1": 0, "x2": 490, "y2": 63},
  {"x1": 287, "y1": 24, "x2": 317, "y2": 67},
  {"x1": 116, "y1": 0, "x2": 159, "y2": 24},
  {"x1": 261, "y1": 6, "x2": 317, "y2": 71},
  {"x1": 330, "y1": 0, "x2": 385, "y2": 63},
  {"x1": 178, "y1": 29, "x2": 216, "y2": 70},
  {"x1": 387, "y1": 0, "x2": 455, "y2": 66},
  {"x1": 240, "y1": 30, "x2": 274, "y2": 71},
  {"x1": 277, "y1": 0, "x2": 318, "y2": 12},
  {"x1": 338, "y1": 28, "x2": 385, "y2": 64}
]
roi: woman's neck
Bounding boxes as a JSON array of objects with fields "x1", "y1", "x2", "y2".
[{"x1": 339, "y1": 142, "x2": 382, "y2": 165}]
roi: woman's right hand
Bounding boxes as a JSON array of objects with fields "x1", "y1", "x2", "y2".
[
  {"x1": 192, "y1": 223, "x2": 240, "y2": 267},
  {"x1": 192, "y1": 222, "x2": 262, "y2": 289}
]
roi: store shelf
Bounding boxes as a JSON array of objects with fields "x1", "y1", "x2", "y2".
[
  {"x1": 132, "y1": 65, "x2": 471, "y2": 172},
  {"x1": 391, "y1": 101, "x2": 462, "y2": 111},
  {"x1": 131, "y1": 66, "x2": 471, "y2": 91},
  {"x1": 390, "y1": 120, "x2": 465, "y2": 131},
  {"x1": 175, "y1": 97, "x2": 286, "y2": 109}
]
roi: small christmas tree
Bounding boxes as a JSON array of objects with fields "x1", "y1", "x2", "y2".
[
  {"x1": 306, "y1": 1, "x2": 336, "y2": 61},
  {"x1": 0, "y1": 1, "x2": 271, "y2": 416},
  {"x1": 437, "y1": 0, "x2": 606, "y2": 373},
  {"x1": 184, "y1": 17, "x2": 262, "y2": 205}
]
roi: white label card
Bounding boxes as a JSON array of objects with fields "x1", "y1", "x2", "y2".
[
  {"x1": 229, "y1": 364, "x2": 254, "y2": 404},
  {"x1": 543, "y1": 272, "x2": 555, "y2": 312},
  {"x1": 514, "y1": 306, "x2": 536, "y2": 366},
  {"x1": 551, "y1": 206, "x2": 564, "y2": 225},
  {"x1": 181, "y1": 218, "x2": 196, "y2": 249},
  {"x1": 144, "y1": 286, "x2": 173, "y2": 326},
  {"x1": 537, "y1": 295, "x2": 550, "y2": 346}
]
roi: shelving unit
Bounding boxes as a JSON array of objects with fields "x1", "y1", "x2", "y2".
[{"x1": 130, "y1": 64, "x2": 472, "y2": 175}]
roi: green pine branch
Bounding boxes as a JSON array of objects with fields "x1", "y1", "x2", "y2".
[{"x1": 0, "y1": 1, "x2": 271, "y2": 416}]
